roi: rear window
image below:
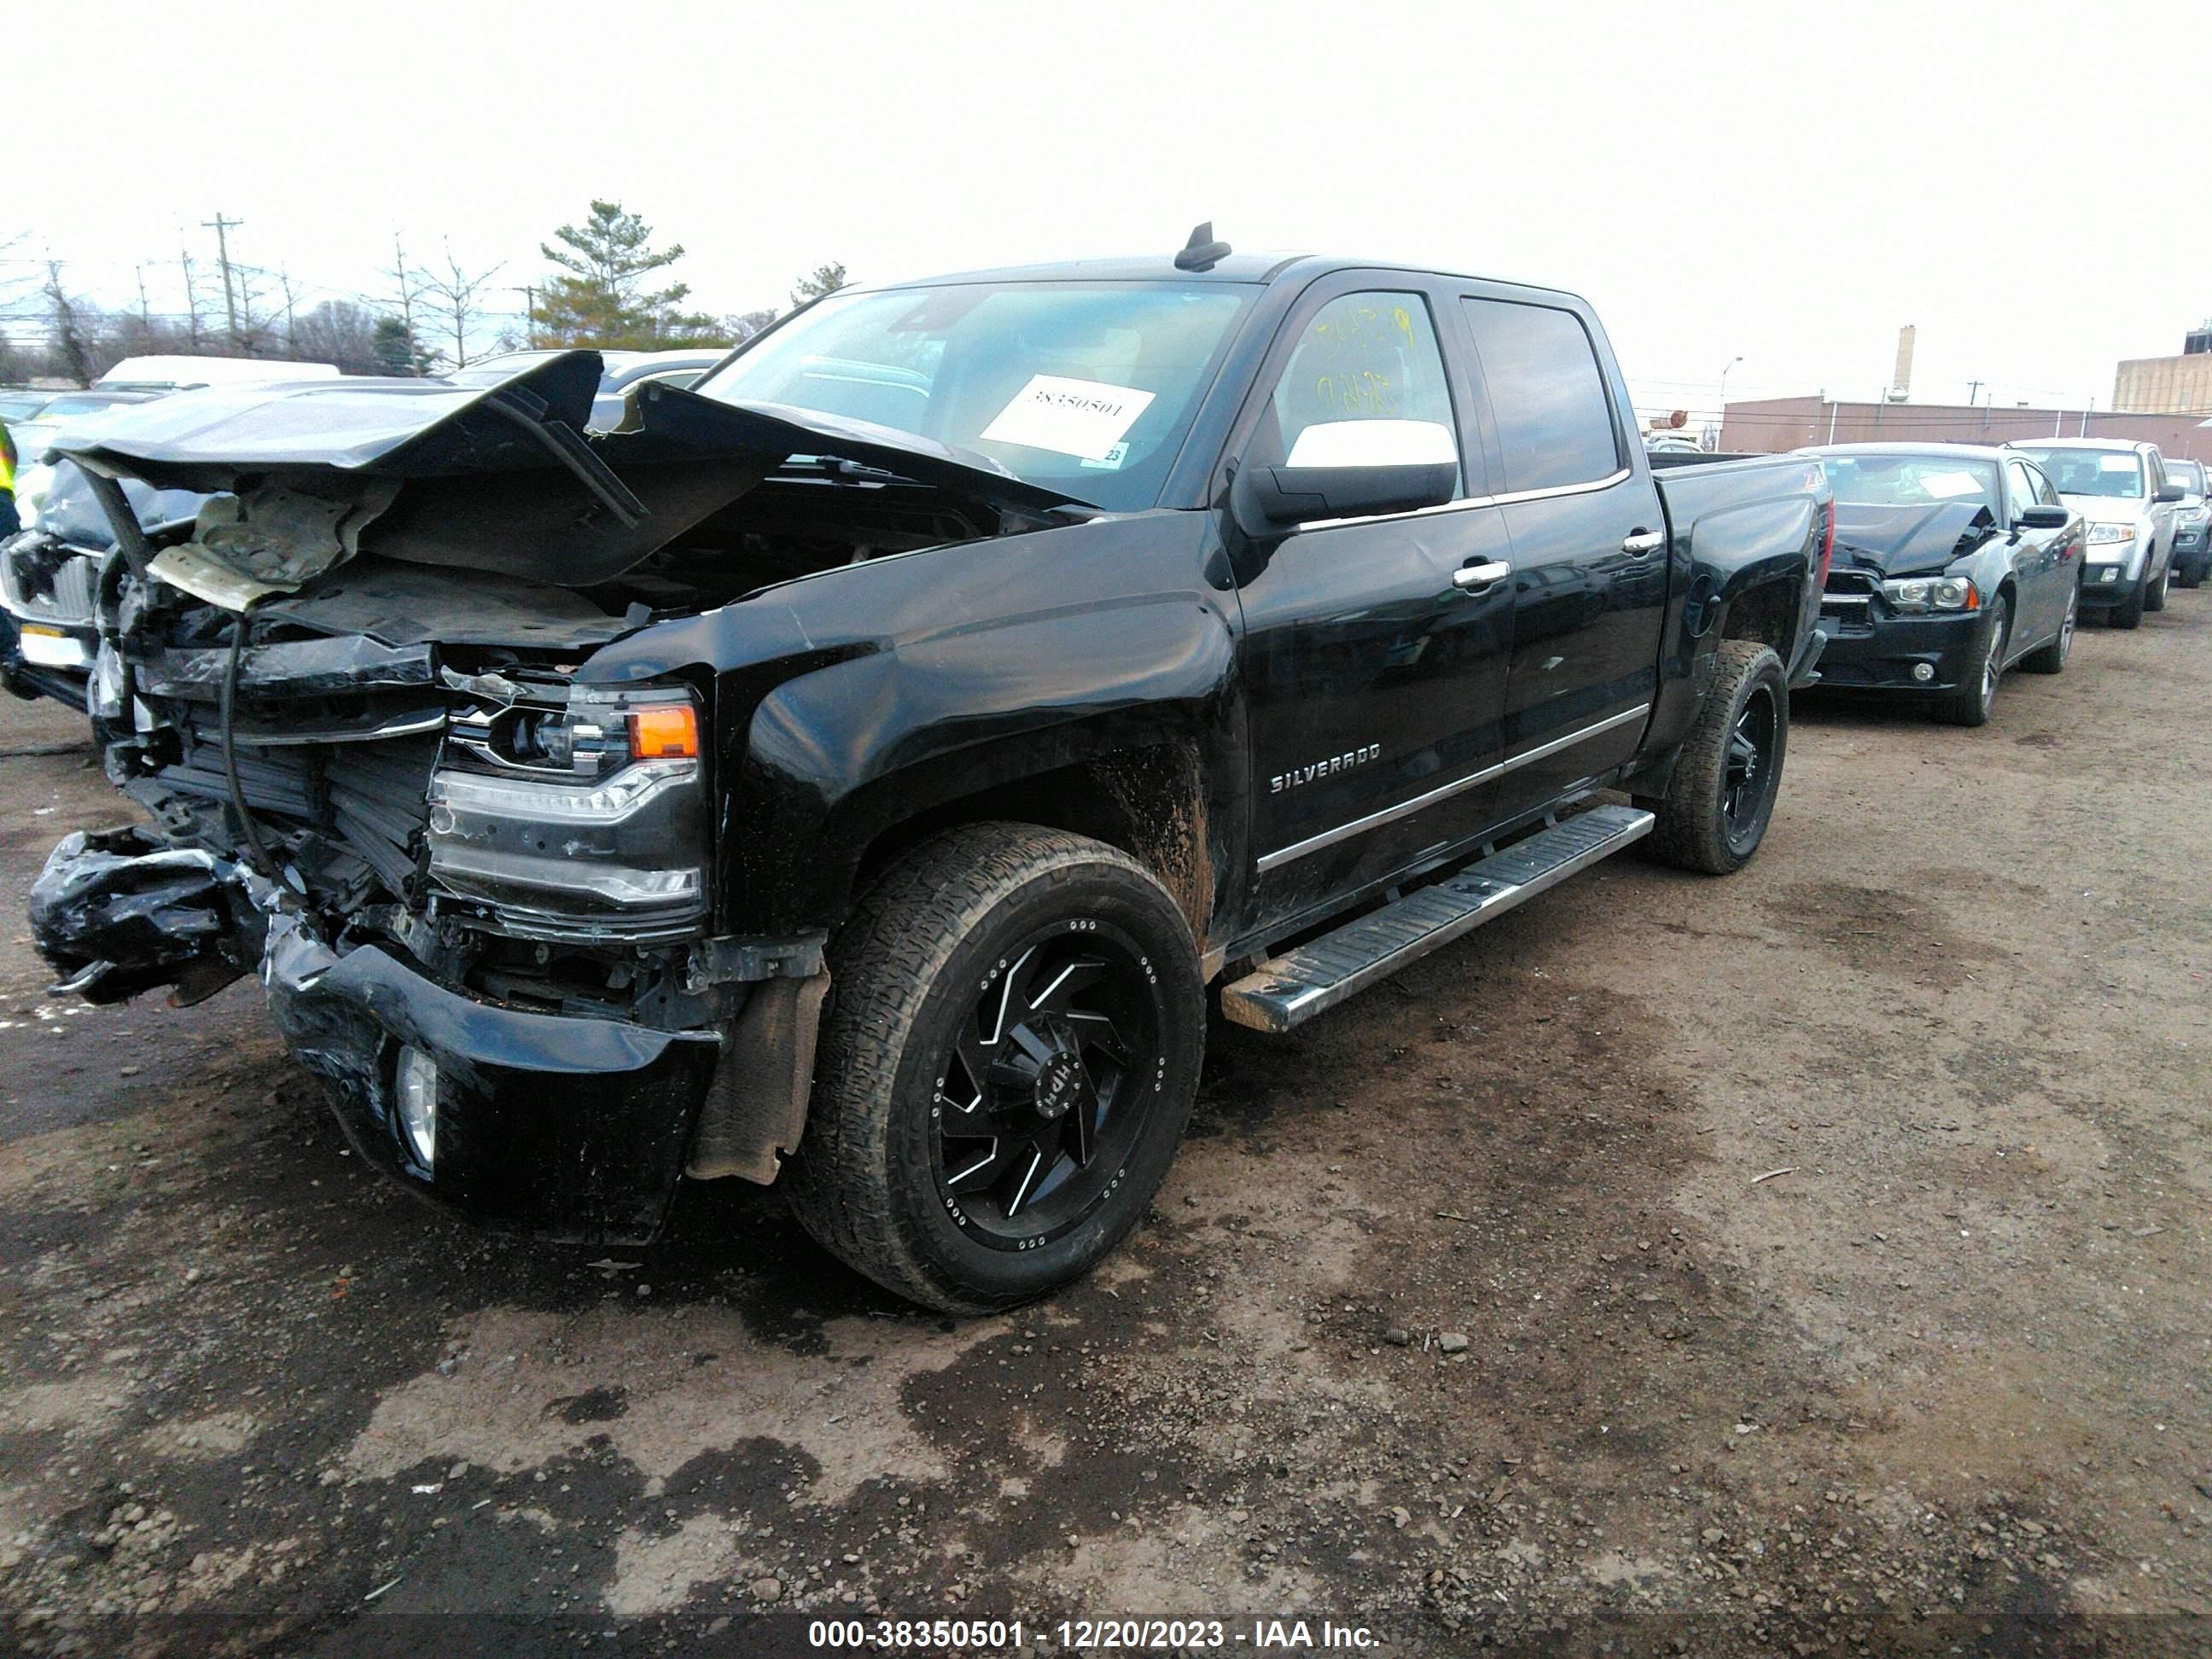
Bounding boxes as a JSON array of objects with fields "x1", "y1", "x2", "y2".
[{"x1": 1461, "y1": 300, "x2": 1623, "y2": 493}]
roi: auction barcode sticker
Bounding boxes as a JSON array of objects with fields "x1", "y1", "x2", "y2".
[{"x1": 981, "y1": 375, "x2": 1155, "y2": 463}]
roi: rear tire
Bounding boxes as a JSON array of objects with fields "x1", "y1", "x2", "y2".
[
  {"x1": 2019, "y1": 583, "x2": 2076, "y2": 674},
  {"x1": 786, "y1": 823, "x2": 1204, "y2": 1314},
  {"x1": 2145, "y1": 553, "x2": 2169, "y2": 613},
  {"x1": 1636, "y1": 639, "x2": 1786, "y2": 876},
  {"x1": 1934, "y1": 592, "x2": 2010, "y2": 726}
]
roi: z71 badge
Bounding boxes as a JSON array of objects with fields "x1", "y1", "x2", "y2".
[{"x1": 1271, "y1": 744, "x2": 1381, "y2": 794}]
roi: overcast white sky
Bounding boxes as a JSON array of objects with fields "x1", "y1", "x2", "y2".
[{"x1": 11, "y1": 0, "x2": 2208, "y2": 419}]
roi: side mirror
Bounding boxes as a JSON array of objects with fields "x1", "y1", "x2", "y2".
[
  {"x1": 2016, "y1": 504, "x2": 2070, "y2": 530},
  {"x1": 2154, "y1": 480, "x2": 2186, "y2": 503},
  {"x1": 1231, "y1": 420, "x2": 1458, "y2": 536}
]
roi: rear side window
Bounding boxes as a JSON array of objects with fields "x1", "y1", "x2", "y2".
[{"x1": 1462, "y1": 299, "x2": 1624, "y2": 493}]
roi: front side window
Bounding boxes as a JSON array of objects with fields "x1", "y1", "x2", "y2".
[
  {"x1": 1462, "y1": 299, "x2": 1625, "y2": 493},
  {"x1": 2013, "y1": 447, "x2": 2144, "y2": 499},
  {"x1": 2005, "y1": 462, "x2": 2038, "y2": 517},
  {"x1": 693, "y1": 281, "x2": 1253, "y2": 511},
  {"x1": 1265, "y1": 291, "x2": 1460, "y2": 482}
]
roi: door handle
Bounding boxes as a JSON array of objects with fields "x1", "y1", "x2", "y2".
[
  {"x1": 1453, "y1": 560, "x2": 1512, "y2": 591},
  {"x1": 1622, "y1": 530, "x2": 1666, "y2": 556}
]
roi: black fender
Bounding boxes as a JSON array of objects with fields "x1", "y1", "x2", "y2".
[
  {"x1": 731, "y1": 596, "x2": 1241, "y2": 935},
  {"x1": 1635, "y1": 488, "x2": 1822, "y2": 782}
]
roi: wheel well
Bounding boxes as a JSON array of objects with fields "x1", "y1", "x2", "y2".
[
  {"x1": 1720, "y1": 580, "x2": 1797, "y2": 654},
  {"x1": 853, "y1": 742, "x2": 1214, "y2": 946}
]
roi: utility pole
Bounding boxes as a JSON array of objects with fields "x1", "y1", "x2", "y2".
[
  {"x1": 511, "y1": 284, "x2": 538, "y2": 346},
  {"x1": 180, "y1": 247, "x2": 204, "y2": 348},
  {"x1": 202, "y1": 212, "x2": 243, "y2": 346},
  {"x1": 1966, "y1": 380, "x2": 1982, "y2": 406}
]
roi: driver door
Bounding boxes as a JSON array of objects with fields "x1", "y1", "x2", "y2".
[{"x1": 1227, "y1": 275, "x2": 1517, "y2": 931}]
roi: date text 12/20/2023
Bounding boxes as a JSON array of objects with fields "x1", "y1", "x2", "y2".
[{"x1": 805, "y1": 1618, "x2": 1382, "y2": 1650}]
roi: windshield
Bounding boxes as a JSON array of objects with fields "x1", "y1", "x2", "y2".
[
  {"x1": 2012, "y1": 447, "x2": 2143, "y2": 498},
  {"x1": 692, "y1": 281, "x2": 1255, "y2": 511},
  {"x1": 2167, "y1": 459, "x2": 2205, "y2": 496},
  {"x1": 1814, "y1": 451, "x2": 2000, "y2": 513}
]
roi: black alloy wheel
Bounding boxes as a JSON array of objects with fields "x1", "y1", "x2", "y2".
[
  {"x1": 786, "y1": 823, "x2": 1204, "y2": 1313},
  {"x1": 931, "y1": 924, "x2": 1166, "y2": 1248},
  {"x1": 1720, "y1": 684, "x2": 1778, "y2": 855},
  {"x1": 1638, "y1": 638, "x2": 1786, "y2": 875}
]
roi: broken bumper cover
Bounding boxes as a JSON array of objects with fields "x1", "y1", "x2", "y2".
[
  {"x1": 260, "y1": 915, "x2": 722, "y2": 1243},
  {"x1": 1804, "y1": 610, "x2": 1981, "y2": 692}
]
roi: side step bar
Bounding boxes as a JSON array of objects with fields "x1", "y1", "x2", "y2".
[{"x1": 1220, "y1": 804, "x2": 1655, "y2": 1033}]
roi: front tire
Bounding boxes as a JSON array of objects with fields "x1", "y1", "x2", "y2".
[
  {"x1": 2018, "y1": 582, "x2": 2076, "y2": 674},
  {"x1": 1637, "y1": 639, "x2": 1786, "y2": 876},
  {"x1": 1935, "y1": 591, "x2": 2010, "y2": 726},
  {"x1": 786, "y1": 823, "x2": 1204, "y2": 1313},
  {"x1": 2108, "y1": 572, "x2": 2145, "y2": 630},
  {"x1": 2179, "y1": 556, "x2": 2206, "y2": 590},
  {"x1": 2145, "y1": 551, "x2": 2169, "y2": 613}
]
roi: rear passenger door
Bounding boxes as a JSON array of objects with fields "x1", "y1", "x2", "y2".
[{"x1": 1453, "y1": 293, "x2": 1670, "y2": 817}]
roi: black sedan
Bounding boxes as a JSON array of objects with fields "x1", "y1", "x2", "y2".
[{"x1": 1798, "y1": 444, "x2": 2082, "y2": 725}]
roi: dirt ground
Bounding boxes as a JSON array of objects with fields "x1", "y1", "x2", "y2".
[{"x1": 3, "y1": 593, "x2": 2209, "y2": 1658}]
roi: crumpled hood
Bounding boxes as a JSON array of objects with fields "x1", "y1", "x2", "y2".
[
  {"x1": 1830, "y1": 500, "x2": 1995, "y2": 576},
  {"x1": 49, "y1": 349, "x2": 1088, "y2": 594}
]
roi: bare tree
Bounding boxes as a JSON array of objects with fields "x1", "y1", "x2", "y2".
[
  {"x1": 42, "y1": 261, "x2": 94, "y2": 386},
  {"x1": 421, "y1": 245, "x2": 505, "y2": 370},
  {"x1": 383, "y1": 234, "x2": 427, "y2": 349},
  {"x1": 291, "y1": 300, "x2": 382, "y2": 375}
]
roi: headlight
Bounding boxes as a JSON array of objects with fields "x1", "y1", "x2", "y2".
[
  {"x1": 427, "y1": 685, "x2": 709, "y2": 938},
  {"x1": 1882, "y1": 576, "x2": 1978, "y2": 613},
  {"x1": 2087, "y1": 523, "x2": 2137, "y2": 544}
]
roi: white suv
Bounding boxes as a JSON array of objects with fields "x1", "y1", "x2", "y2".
[{"x1": 2003, "y1": 439, "x2": 2183, "y2": 629}]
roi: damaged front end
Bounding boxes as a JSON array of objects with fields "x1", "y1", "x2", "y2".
[{"x1": 27, "y1": 351, "x2": 1078, "y2": 1241}]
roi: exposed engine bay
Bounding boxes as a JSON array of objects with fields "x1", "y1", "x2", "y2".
[{"x1": 24, "y1": 350, "x2": 1085, "y2": 1051}]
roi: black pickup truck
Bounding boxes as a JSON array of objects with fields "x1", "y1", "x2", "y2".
[{"x1": 19, "y1": 237, "x2": 1831, "y2": 1312}]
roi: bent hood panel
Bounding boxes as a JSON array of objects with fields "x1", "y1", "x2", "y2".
[
  {"x1": 49, "y1": 351, "x2": 1089, "y2": 590},
  {"x1": 1831, "y1": 500, "x2": 1994, "y2": 575}
]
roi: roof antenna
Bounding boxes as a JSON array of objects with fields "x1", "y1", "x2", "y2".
[{"x1": 1174, "y1": 222, "x2": 1231, "y2": 273}]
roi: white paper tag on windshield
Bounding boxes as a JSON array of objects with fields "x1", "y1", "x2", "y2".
[
  {"x1": 981, "y1": 375, "x2": 1155, "y2": 462},
  {"x1": 1919, "y1": 471, "x2": 1985, "y2": 499},
  {"x1": 2099, "y1": 453, "x2": 2138, "y2": 472}
]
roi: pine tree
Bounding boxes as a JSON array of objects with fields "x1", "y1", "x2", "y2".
[
  {"x1": 534, "y1": 200, "x2": 722, "y2": 349},
  {"x1": 370, "y1": 316, "x2": 433, "y2": 377},
  {"x1": 789, "y1": 262, "x2": 849, "y2": 307}
]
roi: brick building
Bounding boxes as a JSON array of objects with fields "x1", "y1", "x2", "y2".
[{"x1": 1717, "y1": 396, "x2": 2212, "y2": 463}]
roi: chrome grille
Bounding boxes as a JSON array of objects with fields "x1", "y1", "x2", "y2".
[{"x1": 1, "y1": 545, "x2": 99, "y2": 628}]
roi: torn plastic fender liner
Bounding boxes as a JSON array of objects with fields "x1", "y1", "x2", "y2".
[
  {"x1": 261, "y1": 912, "x2": 724, "y2": 1244},
  {"x1": 29, "y1": 826, "x2": 256, "y2": 1004}
]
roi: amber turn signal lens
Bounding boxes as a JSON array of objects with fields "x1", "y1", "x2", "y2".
[{"x1": 628, "y1": 703, "x2": 700, "y2": 760}]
